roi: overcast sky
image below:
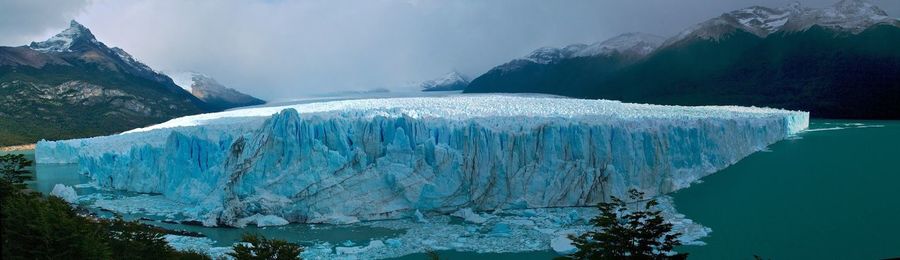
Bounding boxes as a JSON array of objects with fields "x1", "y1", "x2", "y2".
[{"x1": 1, "y1": 0, "x2": 898, "y2": 99}]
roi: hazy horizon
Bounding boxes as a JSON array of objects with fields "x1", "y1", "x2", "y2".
[{"x1": 2, "y1": 0, "x2": 899, "y2": 100}]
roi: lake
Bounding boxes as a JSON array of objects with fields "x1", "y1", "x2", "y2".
[
  {"x1": 19, "y1": 119, "x2": 900, "y2": 259},
  {"x1": 672, "y1": 120, "x2": 900, "y2": 259}
]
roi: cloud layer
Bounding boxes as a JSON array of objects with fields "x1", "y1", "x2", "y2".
[
  {"x1": 2, "y1": 0, "x2": 899, "y2": 100},
  {"x1": 0, "y1": 0, "x2": 89, "y2": 46}
]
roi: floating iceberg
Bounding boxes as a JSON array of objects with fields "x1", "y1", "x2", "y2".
[
  {"x1": 50, "y1": 184, "x2": 78, "y2": 203},
  {"x1": 36, "y1": 95, "x2": 808, "y2": 226}
]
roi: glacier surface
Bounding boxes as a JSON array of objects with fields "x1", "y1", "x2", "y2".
[{"x1": 36, "y1": 95, "x2": 808, "y2": 226}]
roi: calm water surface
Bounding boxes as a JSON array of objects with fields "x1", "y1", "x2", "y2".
[{"x1": 674, "y1": 120, "x2": 900, "y2": 259}]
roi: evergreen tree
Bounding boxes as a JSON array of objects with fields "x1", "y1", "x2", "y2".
[
  {"x1": 0, "y1": 154, "x2": 32, "y2": 190},
  {"x1": 1, "y1": 153, "x2": 210, "y2": 260},
  {"x1": 425, "y1": 249, "x2": 441, "y2": 260},
  {"x1": 566, "y1": 189, "x2": 687, "y2": 260},
  {"x1": 102, "y1": 218, "x2": 175, "y2": 260},
  {"x1": 229, "y1": 233, "x2": 303, "y2": 260}
]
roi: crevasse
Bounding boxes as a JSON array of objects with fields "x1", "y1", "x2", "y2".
[{"x1": 36, "y1": 96, "x2": 809, "y2": 226}]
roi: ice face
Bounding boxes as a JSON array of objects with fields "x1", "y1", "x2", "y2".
[{"x1": 35, "y1": 95, "x2": 808, "y2": 226}]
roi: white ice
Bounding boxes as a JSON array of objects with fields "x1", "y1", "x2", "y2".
[
  {"x1": 36, "y1": 95, "x2": 808, "y2": 228},
  {"x1": 50, "y1": 184, "x2": 78, "y2": 203}
]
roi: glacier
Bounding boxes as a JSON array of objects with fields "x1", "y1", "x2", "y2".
[{"x1": 35, "y1": 95, "x2": 808, "y2": 227}]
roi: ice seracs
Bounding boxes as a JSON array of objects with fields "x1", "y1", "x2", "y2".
[
  {"x1": 36, "y1": 95, "x2": 808, "y2": 227},
  {"x1": 50, "y1": 184, "x2": 78, "y2": 203}
]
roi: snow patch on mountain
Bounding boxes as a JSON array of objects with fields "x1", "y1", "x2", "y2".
[
  {"x1": 665, "y1": 0, "x2": 899, "y2": 46},
  {"x1": 167, "y1": 71, "x2": 197, "y2": 91},
  {"x1": 110, "y1": 47, "x2": 158, "y2": 76},
  {"x1": 420, "y1": 71, "x2": 470, "y2": 91},
  {"x1": 494, "y1": 33, "x2": 664, "y2": 72},
  {"x1": 27, "y1": 20, "x2": 168, "y2": 83},
  {"x1": 573, "y1": 33, "x2": 665, "y2": 57},
  {"x1": 29, "y1": 20, "x2": 97, "y2": 53},
  {"x1": 164, "y1": 71, "x2": 265, "y2": 109},
  {"x1": 782, "y1": 0, "x2": 900, "y2": 33},
  {"x1": 524, "y1": 44, "x2": 588, "y2": 64}
]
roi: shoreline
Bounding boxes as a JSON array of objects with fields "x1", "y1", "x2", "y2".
[{"x1": 0, "y1": 144, "x2": 35, "y2": 152}]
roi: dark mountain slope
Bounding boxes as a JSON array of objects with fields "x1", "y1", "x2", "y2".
[
  {"x1": 465, "y1": 0, "x2": 900, "y2": 118},
  {"x1": 597, "y1": 25, "x2": 900, "y2": 118},
  {"x1": 0, "y1": 21, "x2": 213, "y2": 146}
]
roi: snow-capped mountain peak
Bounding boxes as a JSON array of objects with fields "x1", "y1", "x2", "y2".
[
  {"x1": 164, "y1": 71, "x2": 265, "y2": 109},
  {"x1": 665, "y1": 4, "x2": 800, "y2": 46},
  {"x1": 525, "y1": 44, "x2": 587, "y2": 64},
  {"x1": 665, "y1": 0, "x2": 898, "y2": 46},
  {"x1": 833, "y1": 0, "x2": 888, "y2": 17},
  {"x1": 420, "y1": 71, "x2": 470, "y2": 91},
  {"x1": 574, "y1": 32, "x2": 666, "y2": 57},
  {"x1": 491, "y1": 33, "x2": 664, "y2": 73},
  {"x1": 732, "y1": 6, "x2": 798, "y2": 34},
  {"x1": 782, "y1": 0, "x2": 898, "y2": 33},
  {"x1": 29, "y1": 20, "x2": 98, "y2": 53},
  {"x1": 521, "y1": 33, "x2": 664, "y2": 65}
]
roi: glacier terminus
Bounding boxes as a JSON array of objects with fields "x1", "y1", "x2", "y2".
[{"x1": 36, "y1": 95, "x2": 809, "y2": 227}]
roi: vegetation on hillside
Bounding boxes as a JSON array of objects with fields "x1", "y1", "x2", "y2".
[
  {"x1": 0, "y1": 154, "x2": 302, "y2": 260},
  {"x1": 0, "y1": 64, "x2": 206, "y2": 146},
  {"x1": 466, "y1": 25, "x2": 900, "y2": 119},
  {"x1": 229, "y1": 233, "x2": 303, "y2": 260}
]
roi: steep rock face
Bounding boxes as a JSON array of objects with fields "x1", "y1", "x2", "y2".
[
  {"x1": 36, "y1": 96, "x2": 808, "y2": 226},
  {"x1": 169, "y1": 72, "x2": 265, "y2": 110},
  {"x1": 0, "y1": 21, "x2": 211, "y2": 145},
  {"x1": 466, "y1": 0, "x2": 900, "y2": 119}
]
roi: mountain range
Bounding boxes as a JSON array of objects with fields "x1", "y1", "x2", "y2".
[
  {"x1": 0, "y1": 21, "x2": 263, "y2": 146},
  {"x1": 465, "y1": 0, "x2": 900, "y2": 119}
]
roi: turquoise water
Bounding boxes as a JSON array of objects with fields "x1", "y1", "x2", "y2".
[
  {"x1": 18, "y1": 119, "x2": 900, "y2": 259},
  {"x1": 674, "y1": 120, "x2": 900, "y2": 259}
]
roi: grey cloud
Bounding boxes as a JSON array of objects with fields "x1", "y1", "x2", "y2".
[
  {"x1": 0, "y1": 0, "x2": 90, "y2": 46},
  {"x1": 2, "y1": 0, "x2": 899, "y2": 100}
]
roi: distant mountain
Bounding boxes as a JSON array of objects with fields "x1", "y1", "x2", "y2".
[
  {"x1": 420, "y1": 71, "x2": 470, "y2": 91},
  {"x1": 465, "y1": 0, "x2": 900, "y2": 119},
  {"x1": 168, "y1": 72, "x2": 265, "y2": 110},
  {"x1": 0, "y1": 21, "x2": 214, "y2": 145},
  {"x1": 465, "y1": 32, "x2": 664, "y2": 95},
  {"x1": 663, "y1": 0, "x2": 898, "y2": 47}
]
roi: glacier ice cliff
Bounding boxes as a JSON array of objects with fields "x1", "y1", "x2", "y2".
[{"x1": 35, "y1": 95, "x2": 808, "y2": 226}]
